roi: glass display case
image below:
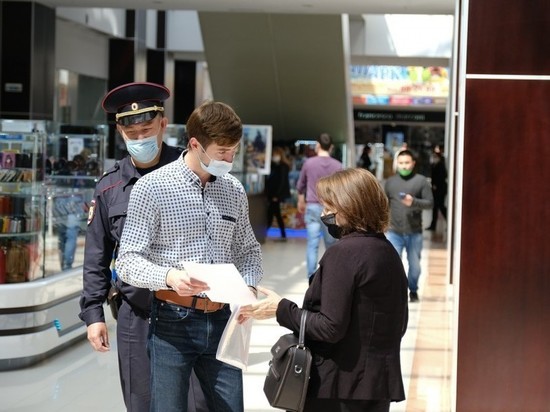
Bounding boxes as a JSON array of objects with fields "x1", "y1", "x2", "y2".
[
  {"x1": 0, "y1": 120, "x2": 106, "y2": 370},
  {"x1": 0, "y1": 124, "x2": 45, "y2": 284},
  {"x1": 44, "y1": 126, "x2": 107, "y2": 275},
  {"x1": 0, "y1": 122, "x2": 107, "y2": 282}
]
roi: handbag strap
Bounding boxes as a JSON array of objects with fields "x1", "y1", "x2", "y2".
[{"x1": 298, "y1": 310, "x2": 308, "y2": 349}]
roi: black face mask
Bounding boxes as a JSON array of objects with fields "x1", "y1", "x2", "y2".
[{"x1": 320, "y1": 213, "x2": 342, "y2": 239}]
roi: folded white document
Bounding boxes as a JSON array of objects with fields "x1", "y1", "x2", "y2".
[{"x1": 184, "y1": 263, "x2": 257, "y2": 305}]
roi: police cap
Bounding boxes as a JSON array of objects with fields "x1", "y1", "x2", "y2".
[{"x1": 102, "y1": 82, "x2": 170, "y2": 126}]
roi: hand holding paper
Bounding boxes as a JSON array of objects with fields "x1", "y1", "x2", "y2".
[
  {"x1": 166, "y1": 268, "x2": 209, "y2": 296},
  {"x1": 238, "y1": 286, "x2": 282, "y2": 320},
  {"x1": 184, "y1": 263, "x2": 257, "y2": 305}
]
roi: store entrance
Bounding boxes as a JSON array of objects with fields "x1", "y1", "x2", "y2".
[{"x1": 354, "y1": 122, "x2": 446, "y2": 177}]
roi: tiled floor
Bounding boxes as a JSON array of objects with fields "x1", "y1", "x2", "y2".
[{"x1": 0, "y1": 230, "x2": 452, "y2": 412}]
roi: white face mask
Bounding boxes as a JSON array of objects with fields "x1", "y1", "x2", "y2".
[
  {"x1": 196, "y1": 144, "x2": 233, "y2": 176},
  {"x1": 125, "y1": 134, "x2": 160, "y2": 164}
]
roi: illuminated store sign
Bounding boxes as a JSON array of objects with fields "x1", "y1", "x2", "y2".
[{"x1": 351, "y1": 65, "x2": 449, "y2": 107}]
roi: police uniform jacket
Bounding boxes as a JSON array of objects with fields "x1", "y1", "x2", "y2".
[
  {"x1": 79, "y1": 143, "x2": 182, "y2": 325},
  {"x1": 276, "y1": 232, "x2": 408, "y2": 402}
]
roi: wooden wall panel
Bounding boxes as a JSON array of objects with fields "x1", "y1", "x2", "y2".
[
  {"x1": 457, "y1": 1, "x2": 550, "y2": 409},
  {"x1": 466, "y1": 0, "x2": 550, "y2": 74},
  {"x1": 456, "y1": 61, "x2": 550, "y2": 412}
]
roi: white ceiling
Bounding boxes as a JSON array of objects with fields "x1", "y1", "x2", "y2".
[{"x1": 23, "y1": 0, "x2": 455, "y2": 15}]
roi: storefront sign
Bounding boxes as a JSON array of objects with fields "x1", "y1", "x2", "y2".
[
  {"x1": 351, "y1": 65, "x2": 449, "y2": 107},
  {"x1": 354, "y1": 109, "x2": 446, "y2": 123}
]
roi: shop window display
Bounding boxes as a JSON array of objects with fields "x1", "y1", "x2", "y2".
[
  {"x1": 0, "y1": 123, "x2": 45, "y2": 283},
  {"x1": 45, "y1": 128, "x2": 106, "y2": 275}
]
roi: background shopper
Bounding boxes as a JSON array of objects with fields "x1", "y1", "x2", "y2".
[
  {"x1": 384, "y1": 149, "x2": 433, "y2": 302},
  {"x1": 265, "y1": 146, "x2": 291, "y2": 240},
  {"x1": 296, "y1": 133, "x2": 342, "y2": 282}
]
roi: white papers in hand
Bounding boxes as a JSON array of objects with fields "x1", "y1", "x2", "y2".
[{"x1": 184, "y1": 263, "x2": 257, "y2": 305}]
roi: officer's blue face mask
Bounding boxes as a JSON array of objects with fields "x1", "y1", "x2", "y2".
[{"x1": 125, "y1": 133, "x2": 160, "y2": 164}]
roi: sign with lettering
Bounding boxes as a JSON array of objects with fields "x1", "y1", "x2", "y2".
[
  {"x1": 354, "y1": 109, "x2": 446, "y2": 123},
  {"x1": 351, "y1": 65, "x2": 449, "y2": 107},
  {"x1": 4, "y1": 83, "x2": 23, "y2": 93}
]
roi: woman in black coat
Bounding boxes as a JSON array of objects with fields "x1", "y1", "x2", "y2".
[{"x1": 241, "y1": 168, "x2": 408, "y2": 412}]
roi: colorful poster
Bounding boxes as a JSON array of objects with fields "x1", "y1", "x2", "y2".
[
  {"x1": 242, "y1": 125, "x2": 272, "y2": 175},
  {"x1": 351, "y1": 65, "x2": 449, "y2": 107}
]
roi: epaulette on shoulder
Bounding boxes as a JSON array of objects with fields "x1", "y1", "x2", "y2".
[{"x1": 97, "y1": 161, "x2": 121, "y2": 183}]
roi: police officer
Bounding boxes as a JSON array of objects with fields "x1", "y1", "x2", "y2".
[{"x1": 78, "y1": 82, "x2": 205, "y2": 412}]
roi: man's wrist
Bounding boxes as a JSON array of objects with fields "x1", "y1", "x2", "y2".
[{"x1": 165, "y1": 268, "x2": 176, "y2": 288}]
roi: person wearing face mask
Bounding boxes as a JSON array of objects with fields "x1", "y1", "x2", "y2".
[
  {"x1": 384, "y1": 149, "x2": 433, "y2": 302},
  {"x1": 240, "y1": 168, "x2": 409, "y2": 412},
  {"x1": 79, "y1": 82, "x2": 207, "y2": 412},
  {"x1": 116, "y1": 100, "x2": 263, "y2": 412},
  {"x1": 265, "y1": 146, "x2": 291, "y2": 240}
]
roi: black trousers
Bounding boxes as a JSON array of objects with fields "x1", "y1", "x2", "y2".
[
  {"x1": 429, "y1": 189, "x2": 447, "y2": 228},
  {"x1": 267, "y1": 199, "x2": 286, "y2": 238}
]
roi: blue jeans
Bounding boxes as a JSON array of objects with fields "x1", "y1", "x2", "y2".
[
  {"x1": 57, "y1": 215, "x2": 79, "y2": 270},
  {"x1": 305, "y1": 203, "x2": 337, "y2": 279},
  {"x1": 149, "y1": 299, "x2": 243, "y2": 412},
  {"x1": 386, "y1": 231, "x2": 423, "y2": 293}
]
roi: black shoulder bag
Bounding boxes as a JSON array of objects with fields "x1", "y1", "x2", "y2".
[{"x1": 264, "y1": 310, "x2": 312, "y2": 412}]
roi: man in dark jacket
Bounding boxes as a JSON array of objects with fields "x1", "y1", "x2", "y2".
[
  {"x1": 78, "y1": 82, "x2": 205, "y2": 412},
  {"x1": 426, "y1": 151, "x2": 448, "y2": 231}
]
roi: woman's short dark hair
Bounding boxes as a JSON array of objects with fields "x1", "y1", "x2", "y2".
[{"x1": 316, "y1": 168, "x2": 389, "y2": 234}]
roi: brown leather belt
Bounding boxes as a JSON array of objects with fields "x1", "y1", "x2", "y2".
[{"x1": 154, "y1": 290, "x2": 226, "y2": 313}]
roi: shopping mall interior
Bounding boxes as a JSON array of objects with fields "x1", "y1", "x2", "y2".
[{"x1": 0, "y1": 0, "x2": 548, "y2": 411}]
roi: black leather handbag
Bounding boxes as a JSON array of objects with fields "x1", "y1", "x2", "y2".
[{"x1": 264, "y1": 310, "x2": 312, "y2": 412}]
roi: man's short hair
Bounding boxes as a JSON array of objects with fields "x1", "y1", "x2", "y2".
[
  {"x1": 317, "y1": 133, "x2": 333, "y2": 151},
  {"x1": 186, "y1": 101, "x2": 242, "y2": 148},
  {"x1": 397, "y1": 149, "x2": 415, "y2": 160}
]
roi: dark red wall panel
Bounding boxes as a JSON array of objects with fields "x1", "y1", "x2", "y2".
[
  {"x1": 466, "y1": 1, "x2": 550, "y2": 74},
  {"x1": 458, "y1": 0, "x2": 550, "y2": 408},
  {"x1": 457, "y1": 79, "x2": 550, "y2": 410}
]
